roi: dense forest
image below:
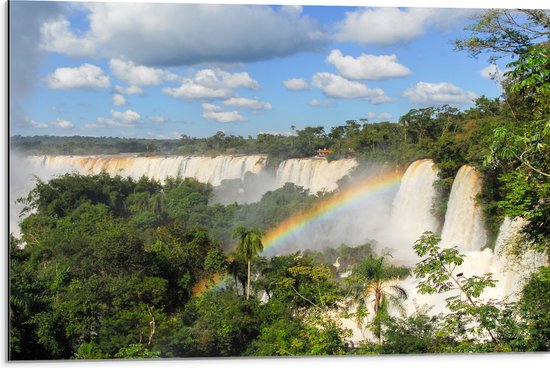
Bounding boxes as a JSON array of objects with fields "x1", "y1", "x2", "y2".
[{"x1": 9, "y1": 9, "x2": 549, "y2": 359}]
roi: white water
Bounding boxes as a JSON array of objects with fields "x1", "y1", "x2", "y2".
[
  {"x1": 440, "y1": 165, "x2": 487, "y2": 251},
  {"x1": 27, "y1": 154, "x2": 267, "y2": 186},
  {"x1": 388, "y1": 159, "x2": 440, "y2": 249},
  {"x1": 25, "y1": 155, "x2": 359, "y2": 196},
  {"x1": 275, "y1": 158, "x2": 358, "y2": 194},
  {"x1": 14, "y1": 155, "x2": 542, "y2": 346}
]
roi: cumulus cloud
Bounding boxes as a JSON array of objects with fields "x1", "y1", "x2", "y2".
[
  {"x1": 54, "y1": 118, "x2": 74, "y2": 129},
  {"x1": 149, "y1": 115, "x2": 166, "y2": 124},
  {"x1": 111, "y1": 109, "x2": 140, "y2": 125},
  {"x1": 90, "y1": 109, "x2": 142, "y2": 129},
  {"x1": 163, "y1": 68, "x2": 259, "y2": 100},
  {"x1": 84, "y1": 123, "x2": 104, "y2": 130},
  {"x1": 112, "y1": 94, "x2": 126, "y2": 106},
  {"x1": 40, "y1": 18, "x2": 97, "y2": 57},
  {"x1": 403, "y1": 82, "x2": 477, "y2": 105},
  {"x1": 201, "y1": 103, "x2": 246, "y2": 123},
  {"x1": 109, "y1": 59, "x2": 167, "y2": 86},
  {"x1": 46, "y1": 64, "x2": 110, "y2": 89},
  {"x1": 326, "y1": 49, "x2": 411, "y2": 80},
  {"x1": 364, "y1": 112, "x2": 393, "y2": 121},
  {"x1": 308, "y1": 98, "x2": 335, "y2": 107},
  {"x1": 223, "y1": 97, "x2": 272, "y2": 110},
  {"x1": 114, "y1": 85, "x2": 143, "y2": 95},
  {"x1": 335, "y1": 8, "x2": 473, "y2": 45},
  {"x1": 480, "y1": 64, "x2": 506, "y2": 80},
  {"x1": 283, "y1": 78, "x2": 310, "y2": 91},
  {"x1": 21, "y1": 116, "x2": 49, "y2": 129},
  {"x1": 312, "y1": 72, "x2": 395, "y2": 104},
  {"x1": 40, "y1": 3, "x2": 326, "y2": 65}
]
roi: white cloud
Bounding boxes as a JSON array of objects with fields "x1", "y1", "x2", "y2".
[
  {"x1": 364, "y1": 112, "x2": 393, "y2": 121},
  {"x1": 114, "y1": 85, "x2": 143, "y2": 95},
  {"x1": 403, "y1": 82, "x2": 477, "y2": 105},
  {"x1": 54, "y1": 118, "x2": 73, "y2": 129},
  {"x1": 326, "y1": 49, "x2": 411, "y2": 81},
  {"x1": 163, "y1": 68, "x2": 259, "y2": 100},
  {"x1": 149, "y1": 115, "x2": 166, "y2": 124},
  {"x1": 194, "y1": 69, "x2": 259, "y2": 90},
  {"x1": 84, "y1": 123, "x2": 104, "y2": 130},
  {"x1": 283, "y1": 78, "x2": 310, "y2": 91},
  {"x1": 223, "y1": 97, "x2": 271, "y2": 110},
  {"x1": 22, "y1": 116, "x2": 49, "y2": 129},
  {"x1": 111, "y1": 109, "x2": 140, "y2": 125},
  {"x1": 308, "y1": 98, "x2": 335, "y2": 107},
  {"x1": 480, "y1": 64, "x2": 506, "y2": 80},
  {"x1": 201, "y1": 103, "x2": 246, "y2": 123},
  {"x1": 109, "y1": 59, "x2": 166, "y2": 86},
  {"x1": 112, "y1": 94, "x2": 126, "y2": 106},
  {"x1": 46, "y1": 64, "x2": 110, "y2": 90},
  {"x1": 335, "y1": 8, "x2": 473, "y2": 46},
  {"x1": 312, "y1": 72, "x2": 395, "y2": 104},
  {"x1": 91, "y1": 109, "x2": 142, "y2": 129},
  {"x1": 202, "y1": 103, "x2": 220, "y2": 112},
  {"x1": 40, "y1": 18, "x2": 97, "y2": 57},
  {"x1": 164, "y1": 83, "x2": 232, "y2": 100},
  {"x1": 40, "y1": 3, "x2": 325, "y2": 65}
]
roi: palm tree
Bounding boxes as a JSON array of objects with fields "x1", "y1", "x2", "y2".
[
  {"x1": 345, "y1": 254, "x2": 410, "y2": 342},
  {"x1": 232, "y1": 226, "x2": 264, "y2": 300}
]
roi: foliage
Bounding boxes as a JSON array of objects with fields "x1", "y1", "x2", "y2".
[
  {"x1": 114, "y1": 344, "x2": 161, "y2": 359},
  {"x1": 455, "y1": 9, "x2": 549, "y2": 61},
  {"x1": 9, "y1": 8, "x2": 550, "y2": 357},
  {"x1": 232, "y1": 226, "x2": 265, "y2": 300},
  {"x1": 413, "y1": 232, "x2": 527, "y2": 349},
  {"x1": 519, "y1": 266, "x2": 550, "y2": 351},
  {"x1": 380, "y1": 312, "x2": 445, "y2": 354},
  {"x1": 344, "y1": 255, "x2": 409, "y2": 341}
]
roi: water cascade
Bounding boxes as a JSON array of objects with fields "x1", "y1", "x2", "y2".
[
  {"x1": 28, "y1": 155, "x2": 267, "y2": 186},
  {"x1": 389, "y1": 159, "x2": 440, "y2": 243},
  {"x1": 15, "y1": 153, "x2": 544, "y2": 347},
  {"x1": 27, "y1": 155, "x2": 361, "y2": 195},
  {"x1": 440, "y1": 165, "x2": 487, "y2": 251},
  {"x1": 275, "y1": 158, "x2": 358, "y2": 194}
]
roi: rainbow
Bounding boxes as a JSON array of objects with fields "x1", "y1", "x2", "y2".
[
  {"x1": 261, "y1": 169, "x2": 403, "y2": 253},
  {"x1": 193, "y1": 168, "x2": 403, "y2": 296}
]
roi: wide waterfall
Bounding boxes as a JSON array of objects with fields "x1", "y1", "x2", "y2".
[
  {"x1": 15, "y1": 154, "x2": 543, "y2": 346},
  {"x1": 440, "y1": 165, "x2": 487, "y2": 251},
  {"x1": 275, "y1": 158, "x2": 357, "y2": 194},
  {"x1": 28, "y1": 155, "x2": 267, "y2": 186},
  {"x1": 389, "y1": 159, "x2": 440, "y2": 243},
  {"x1": 26, "y1": 154, "x2": 359, "y2": 198}
]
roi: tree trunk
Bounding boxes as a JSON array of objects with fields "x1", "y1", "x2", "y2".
[{"x1": 246, "y1": 260, "x2": 251, "y2": 300}]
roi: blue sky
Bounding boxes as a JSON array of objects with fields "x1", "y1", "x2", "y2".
[{"x1": 9, "y1": 0, "x2": 523, "y2": 139}]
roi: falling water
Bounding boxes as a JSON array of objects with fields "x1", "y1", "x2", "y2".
[
  {"x1": 275, "y1": 158, "x2": 357, "y2": 194},
  {"x1": 390, "y1": 159, "x2": 440, "y2": 242},
  {"x1": 27, "y1": 154, "x2": 267, "y2": 186},
  {"x1": 440, "y1": 165, "x2": 487, "y2": 251}
]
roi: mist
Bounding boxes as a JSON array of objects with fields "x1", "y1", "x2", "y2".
[{"x1": 9, "y1": 152, "x2": 59, "y2": 237}]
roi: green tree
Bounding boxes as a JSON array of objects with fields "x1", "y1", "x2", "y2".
[
  {"x1": 345, "y1": 255, "x2": 409, "y2": 342},
  {"x1": 232, "y1": 227, "x2": 264, "y2": 300},
  {"x1": 458, "y1": 9, "x2": 550, "y2": 259},
  {"x1": 413, "y1": 232, "x2": 525, "y2": 349}
]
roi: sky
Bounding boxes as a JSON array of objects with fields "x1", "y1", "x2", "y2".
[{"x1": 8, "y1": 0, "x2": 542, "y2": 139}]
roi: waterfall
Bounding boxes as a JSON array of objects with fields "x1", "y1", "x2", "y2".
[
  {"x1": 29, "y1": 154, "x2": 267, "y2": 186},
  {"x1": 29, "y1": 155, "x2": 359, "y2": 194},
  {"x1": 440, "y1": 165, "x2": 487, "y2": 251},
  {"x1": 390, "y1": 159, "x2": 440, "y2": 243},
  {"x1": 275, "y1": 158, "x2": 357, "y2": 194},
  {"x1": 493, "y1": 217, "x2": 546, "y2": 295}
]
